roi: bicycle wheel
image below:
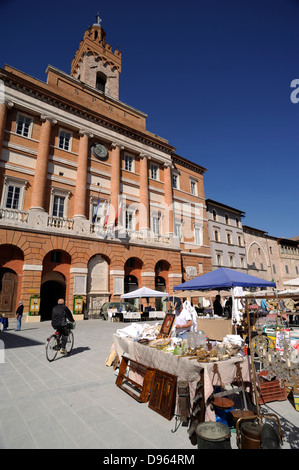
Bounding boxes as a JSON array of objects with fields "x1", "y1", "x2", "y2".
[
  {"x1": 46, "y1": 334, "x2": 59, "y2": 362},
  {"x1": 65, "y1": 330, "x2": 74, "y2": 354}
]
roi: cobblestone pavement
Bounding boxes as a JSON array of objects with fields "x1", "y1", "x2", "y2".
[{"x1": 0, "y1": 318, "x2": 298, "y2": 451}]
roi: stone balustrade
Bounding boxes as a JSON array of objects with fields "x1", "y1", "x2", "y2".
[
  {"x1": 0, "y1": 208, "x2": 29, "y2": 223},
  {"x1": 0, "y1": 211, "x2": 179, "y2": 248}
]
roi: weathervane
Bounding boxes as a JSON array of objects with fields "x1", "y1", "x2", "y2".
[{"x1": 95, "y1": 11, "x2": 102, "y2": 26}]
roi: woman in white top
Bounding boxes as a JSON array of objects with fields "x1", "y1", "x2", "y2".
[{"x1": 175, "y1": 301, "x2": 194, "y2": 339}]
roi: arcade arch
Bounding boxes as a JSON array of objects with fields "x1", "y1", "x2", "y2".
[
  {"x1": 0, "y1": 245, "x2": 24, "y2": 317},
  {"x1": 125, "y1": 257, "x2": 143, "y2": 286},
  {"x1": 40, "y1": 250, "x2": 71, "y2": 320},
  {"x1": 40, "y1": 273, "x2": 66, "y2": 321}
]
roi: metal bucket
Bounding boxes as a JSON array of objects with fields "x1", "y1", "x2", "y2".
[
  {"x1": 239, "y1": 421, "x2": 261, "y2": 449},
  {"x1": 195, "y1": 422, "x2": 231, "y2": 449}
]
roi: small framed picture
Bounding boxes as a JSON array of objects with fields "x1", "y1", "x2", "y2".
[{"x1": 160, "y1": 313, "x2": 176, "y2": 337}]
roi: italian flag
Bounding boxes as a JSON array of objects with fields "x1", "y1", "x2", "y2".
[
  {"x1": 115, "y1": 200, "x2": 122, "y2": 226},
  {"x1": 103, "y1": 200, "x2": 110, "y2": 226}
]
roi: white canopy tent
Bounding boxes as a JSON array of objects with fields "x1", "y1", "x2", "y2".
[
  {"x1": 277, "y1": 288, "x2": 299, "y2": 295},
  {"x1": 121, "y1": 286, "x2": 169, "y2": 312},
  {"x1": 283, "y1": 277, "x2": 299, "y2": 287},
  {"x1": 121, "y1": 286, "x2": 168, "y2": 299}
]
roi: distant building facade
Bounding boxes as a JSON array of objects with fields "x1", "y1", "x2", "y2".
[
  {"x1": 243, "y1": 226, "x2": 299, "y2": 289},
  {"x1": 0, "y1": 17, "x2": 211, "y2": 319},
  {"x1": 206, "y1": 199, "x2": 247, "y2": 272},
  {"x1": 242, "y1": 226, "x2": 278, "y2": 283},
  {"x1": 277, "y1": 237, "x2": 299, "y2": 288}
]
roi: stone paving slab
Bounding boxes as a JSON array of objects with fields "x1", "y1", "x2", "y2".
[{"x1": 0, "y1": 318, "x2": 298, "y2": 451}]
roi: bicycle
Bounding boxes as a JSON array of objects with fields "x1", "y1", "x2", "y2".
[{"x1": 46, "y1": 322, "x2": 75, "y2": 362}]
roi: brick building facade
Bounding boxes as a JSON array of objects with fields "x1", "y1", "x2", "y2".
[
  {"x1": 243, "y1": 226, "x2": 299, "y2": 289},
  {"x1": 0, "y1": 17, "x2": 211, "y2": 319}
]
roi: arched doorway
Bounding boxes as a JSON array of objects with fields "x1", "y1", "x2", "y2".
[
  {"x1": 40, "y1": 277, "x2": 66, "y2": 321},
  {"x1": 41, "y1": 250, "x2": 71, "y2": 321},
  {"x1": 155, "y1": 275, "x2": 167, "y2": 310},
  {"x1": 0, "y1": 268, "x2": 18, "y2": 318},
  {"x1": 155, "y1": 260, "x2": 170, "y2": 311},
  {"x1": 0, "y1": 245, "x2": 24, "y2": 317},
  {"x1": 124, "y1": 274, "x2": 139, "y2": 307}
]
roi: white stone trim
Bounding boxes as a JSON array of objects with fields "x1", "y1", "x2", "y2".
[
  {"x1": 70, "y1": 267, "x2": 88, "y2": 274},
  {"x1": 23, "y1": 264, "x2": 43, "y2": 271},
  {"x1": 0, "y1": 161, "x2": 35, "y2": 176},
  {"x1": 181, "y1": 251, "x2": 212, "y2": 258},
  {"x1": 110, "y1": 270, "x2": 125, "y2": 275},
  {"x1": 141, "y1": 272, "x2": 155, "y2": 277}
]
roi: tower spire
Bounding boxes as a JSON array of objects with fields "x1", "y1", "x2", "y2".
[{"x1": 71, "y1": 15, "x2": 122, "y2": 99}]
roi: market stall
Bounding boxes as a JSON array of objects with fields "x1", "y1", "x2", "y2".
[
  {"x1": 172, "y1": 269, "x2": 276, "y2": 415},
  {"x1": 174, "y1": 268, "x2": 275, "y2": 315},
  {"x1": 113, "y1": 330, "x2": 252, "y2": 421},
  {"x1": 109, "y1": 270, "x2": 299, "y2": 447},
  {"x1": 172, "y1": 269, "x2": 292, "y2": 446},
  {"x1": 120, "y1": 286, "x2": 168, "y2": 320},
  {"x1": 174, "y1": 267, "x2": 276, "y2": 337}
]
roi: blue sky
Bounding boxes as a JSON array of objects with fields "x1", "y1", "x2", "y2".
[{"x1": 1, "y1": 0, "x2": 298, "y2": 239}]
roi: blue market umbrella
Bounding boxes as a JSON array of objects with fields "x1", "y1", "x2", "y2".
[{"x1": 174, "y1": 268, "x2": 276, "y2": 291}]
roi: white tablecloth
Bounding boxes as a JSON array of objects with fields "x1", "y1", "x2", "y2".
[{"x1": 113, "y1": 334, "x2": 252, "y2": 420}]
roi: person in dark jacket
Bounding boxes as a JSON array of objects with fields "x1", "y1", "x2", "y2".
[
  {"x1": 213, "y1": 295, "x2": 223, "y2": 316},
  {"x1": 51, "y1": 299, "x2": 75, "y2": 354},
  {"x1": 16, "y1": 301, "x2": 24, "y2": 331}
]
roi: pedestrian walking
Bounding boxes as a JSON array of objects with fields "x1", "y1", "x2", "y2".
[{"x1": 16, "y1": 301, "x2": 24, "y2": 331}]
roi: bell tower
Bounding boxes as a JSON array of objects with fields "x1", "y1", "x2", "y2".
[{"x1": 70, "y1": 13, "x2": 122, "y2": 100}]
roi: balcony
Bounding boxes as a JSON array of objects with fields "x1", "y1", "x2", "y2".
[
  {"x1": 47, "y1": 216, "x2": 74, "y2": 230},
  {"x1": 0, "y1": 210, "x2": 180, "y2": 249},
  {"x1": 0, "y1": 208, "x2": 29, "y2": 224}
]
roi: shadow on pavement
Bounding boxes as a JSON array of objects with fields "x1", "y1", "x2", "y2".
[
  {"x1": 0, "y1": 331, "x2": 44, "y2": 348},
  {"x1": 69, "y1": 346, "x2": 91, "y2": 356}
]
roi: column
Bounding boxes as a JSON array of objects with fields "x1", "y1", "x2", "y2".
[
  {"x1": 139, "y1": 154, "x2": 150, "y2": 234},
  {"x1": 0, "y1": 101, "x2": 13, "y2": 153},
  {"x1": 73, "y1": 130, "x2": 93, "y2": 218},
  {"x1": 30, "y1": 115, "x2": 56, "y2": 211},
  {"x1": 108, "y1": 142, "x2": 122, "y2": 225},
  {"x1": 163, "y1": 162, "x2": 174, "y2": 236}
]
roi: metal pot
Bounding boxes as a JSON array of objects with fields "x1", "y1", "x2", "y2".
[{"x1": 195, "y1": 421, "x2": 231, "y2": 449}]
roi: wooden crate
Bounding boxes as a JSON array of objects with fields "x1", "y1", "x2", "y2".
[{"x1": 258, "y1": 378, "x2": 287, "y2": 405}]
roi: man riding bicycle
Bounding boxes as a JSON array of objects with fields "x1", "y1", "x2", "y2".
[{"x1": 51, "y1": 299, "x2": 75, "y2": 354}]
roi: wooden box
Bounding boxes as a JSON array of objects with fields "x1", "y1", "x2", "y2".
[{"x1": 258, "y1": 378, "x2": 287, "y2": 405}]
